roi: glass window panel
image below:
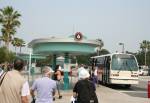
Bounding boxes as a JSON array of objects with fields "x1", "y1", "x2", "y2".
[{"x1": 112, "y1": 54, "x2": 138, "y2": 71}]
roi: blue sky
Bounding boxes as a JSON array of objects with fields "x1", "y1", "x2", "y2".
[{"x1": 0, "y1": 0, "x2": 150, "y2": 53}]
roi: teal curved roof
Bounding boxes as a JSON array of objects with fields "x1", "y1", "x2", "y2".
[{"x1": 28, "y1": 36, "x2": 100, "y2": 55}]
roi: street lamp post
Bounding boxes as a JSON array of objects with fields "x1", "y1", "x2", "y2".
[
  {"x1": 119, "y1": 43, "x2": 124, "y2": 53},
  {"x1": 28, "y1": 48, "x2": 32, "y2": 82},
  {"x1": 145, "y1": 48, "x2": 147, "y2": 66},
  {"x1": 145, "y1": 41, "x2": 147, "y2": 66}
]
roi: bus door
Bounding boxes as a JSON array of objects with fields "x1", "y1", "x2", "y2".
[
  {"x1": 89, "y1": 58, "x2": 97, "y2": 78},
  {"x1": 104, "y1": 56, "x2": 111, "y2": 84}
]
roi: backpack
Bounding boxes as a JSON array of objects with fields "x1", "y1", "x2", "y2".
[{"x1": 77, "y1": 80, "x2": 98, "y2": 103}]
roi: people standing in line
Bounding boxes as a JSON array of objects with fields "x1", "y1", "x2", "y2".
[
  {"x1": 73, "y1": 69, "x2": 98, "y2": 103},
  {"x1": 0, "y1": 58, "x2": 30, "y2": 103},
  {"x1": 31, "y1": 66, "x2": 56, "y2": 103},
  {"x1": 53, "y1": 65, "x2": 62, "y2": 99}
]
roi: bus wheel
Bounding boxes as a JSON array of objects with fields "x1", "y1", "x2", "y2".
[{"x1": 124, "y1": 84, "x2": 131, "y2": 88}]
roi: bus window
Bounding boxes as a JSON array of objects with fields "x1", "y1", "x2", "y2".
[
  {"x1": 112, "y1": 54, "x2": 138, "y2": 71},
  {"x1": 96, "y1": 57, "x2": 105, "y2": 67}
]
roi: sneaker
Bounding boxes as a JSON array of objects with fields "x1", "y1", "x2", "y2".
[
  {"x1": 59, "y1": 95, "x2": 62, "y2": 99},
  {"x1": 53, "y1": 97, "x2": 55, "y2": 101}
]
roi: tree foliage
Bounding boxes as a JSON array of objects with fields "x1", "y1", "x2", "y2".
[
  {"x1": 36, "y1": 55, "x2": 52, "y2": 67},
  {"x1": 136, "y1": 40, "x2": 150, "y2": 66},
  {"x1": 0, "y1": 47, "x2": 15, "y2": 63},
  {"x1": 140, "y1": 40, "x2": 150, "y2": 52},
  {"x1": 99, "y1": 49, "x2": 110, "y2": 55},
  {"x1": 11, "y1": 37, "x2": 25, "y2": 53},
  {"x1": 75, "y1": 49, "x2": 110, "y2": 65},
  {"x1": 0, "y1": 6, "x2": 21, "y2": 49}
]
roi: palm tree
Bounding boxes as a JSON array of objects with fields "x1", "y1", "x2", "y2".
[
  {"x1": 11, "y1": 37, "x2": 25, "y2": 54},
  {"x1": 0, "y1": 6, "x2": 21, "y2": 49},
  {"x1": 17, "y1": 38, "x2": 25, "y2": 53},
  {"x1": 11, "y1": 37, "x2": 20, "y2": 54},
  {"x1": 140, "y1": 40, "x2": 150, "y2": 51},
  {"x1": 0, "y1": 36, "x2": 3, "y2": 47},
  {"x1": 96, "y1": 39, "x2": 104, "y2": 50},
  {"x1": 140, "y1": 40, "x2": 150, "y2": 66},
  {"x1": 96, "y1": 39, "x2": 104, "y2": 55}
]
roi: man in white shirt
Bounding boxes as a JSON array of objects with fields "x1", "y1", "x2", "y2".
[{"x1": 31, "y1": 66, "x2": 56, "y2": 103}]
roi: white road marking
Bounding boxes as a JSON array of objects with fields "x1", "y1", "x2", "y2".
[{"x1": 119, "y1": 90, "x2": 147, "y2": 94}]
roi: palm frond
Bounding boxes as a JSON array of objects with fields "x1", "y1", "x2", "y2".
[{"x1": 0, "y1": 6, "x2": 21, "y2": 49}]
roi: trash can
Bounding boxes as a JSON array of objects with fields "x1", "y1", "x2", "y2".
[{"x1": 148, "y1": 81, "x2": 150, "y2": 98}]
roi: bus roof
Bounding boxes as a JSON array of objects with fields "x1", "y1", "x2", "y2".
[{"x1": 90, "y1": 53, "x2": 134, "y2": 58}]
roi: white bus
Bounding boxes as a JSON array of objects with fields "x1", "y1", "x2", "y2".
[{"x1": 91, "y1": 53, "x2": 139, "y2": 88}]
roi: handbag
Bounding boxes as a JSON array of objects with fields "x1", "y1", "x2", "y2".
[
  {"x1": 31, "y1": 97, "x2": 36, "y2": 103},
  {"x1": 70, "y1": 96, "x2": 77, "y2": 103}
]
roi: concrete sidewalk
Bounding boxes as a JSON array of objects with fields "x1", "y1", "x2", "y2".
[
  {"x1": 27, "y1": 75, "x2": 149, "y2": 103},
  {"x1": 53, "y1": 85, "x2": 150, "y2": 103}
]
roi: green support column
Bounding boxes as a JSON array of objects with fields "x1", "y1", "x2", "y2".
[
  {"x1": 52, "y1": 54, "x2": 56, "y2": 71},
  {"x1": 63, "y1": 53, "x2": 69, "y2": 90}
]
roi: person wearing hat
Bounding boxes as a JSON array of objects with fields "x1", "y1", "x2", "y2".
[
  {"x1": 73, "y1": 69, "x2": 98, "y2": 103},
  {"x1": 77, "y1": 64, "x2": 86, "y2": 80},
  {"x1": 31, "y1": 66, "x2": 56, "y2": 103}
]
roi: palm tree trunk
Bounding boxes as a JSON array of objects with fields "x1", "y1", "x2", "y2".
[
  {"x1": 5, "y1": 41, "x2": 9, "y2": 50},
  {"x1": 20, "y1": 46, "x2": 21, "y2": 53},
  {"x1": 15, "y1": 46, "x2": 17, "y2": 55},
  {"x1": 0, "y1": 40, "x2": 1, "y2": 47}
]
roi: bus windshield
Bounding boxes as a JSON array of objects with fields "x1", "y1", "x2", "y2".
[{"x1": 112, "y1": 54, "x2": 138, "y2": 71}]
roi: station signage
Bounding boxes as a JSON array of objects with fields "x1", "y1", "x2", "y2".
[{"x1": 75, "y1": 32, "x2": 83, "y2": 41}]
